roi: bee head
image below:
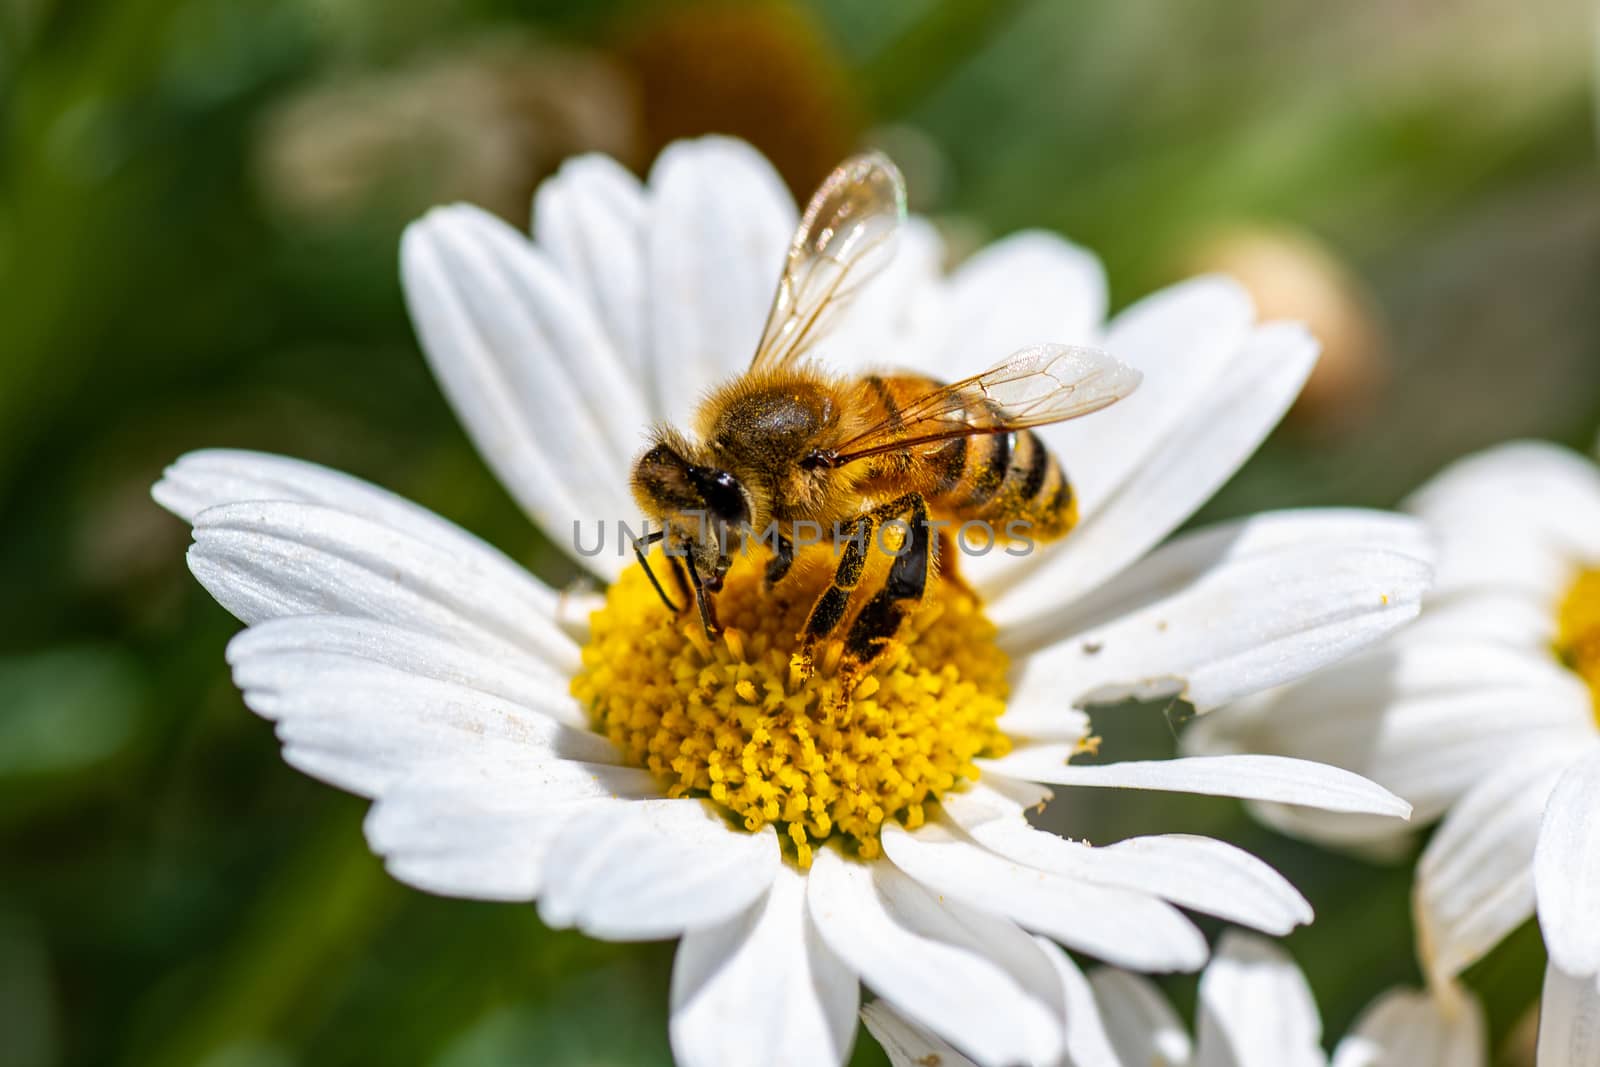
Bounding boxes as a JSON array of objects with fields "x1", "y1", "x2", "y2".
[
  {"x1": 631, "y1": 434, "x2": 753, "y2": 582},
  {"x1": 632, "y1": 437, "x2": 751, "y2": 525}
]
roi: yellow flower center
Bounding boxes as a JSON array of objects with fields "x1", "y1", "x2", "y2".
[
  {"x1": 1557, "y1": 566, "x2": 1600, "y2": 719},
  {"x1": 571, "y1": 552, "x2": 1012, "y2": 867}
]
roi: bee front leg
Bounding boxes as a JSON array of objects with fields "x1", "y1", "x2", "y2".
[
  {"x1": 666, "y1": 554, "x2": 694, "y2": 613},
  {"x1": 683, "y1": 559, "x2": 722, "y2": 637},
  {"x1": 633, "y1": 530, "x2": 683, "y2": 614},
  {"x1": 765, "y1": 533, "x2": 795, "y2": 588}
]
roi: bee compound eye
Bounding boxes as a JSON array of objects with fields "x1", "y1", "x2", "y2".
[{"x1": 688, "y1": 467, "x2": 751, "y2": 527}]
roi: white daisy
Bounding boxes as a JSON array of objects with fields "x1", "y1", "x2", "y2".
[
  {"x1": 863, "y1": 929, "x2": 1486, "y2": 1067},
  {"x1": 154, "y1": 136, "x2": 1432, "y2": 1067},
  {"x1": 1187, "y1": 439, "x2": 1600, "y2": 1065}
]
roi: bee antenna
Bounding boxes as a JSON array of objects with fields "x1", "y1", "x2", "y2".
[{"x1": 632, "y1": 530, "x2": 682, "y2": 614}]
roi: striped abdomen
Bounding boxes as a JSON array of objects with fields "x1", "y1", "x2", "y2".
[{"x1": 854, "y1": 373, "x2": 1079, "y2": 543}]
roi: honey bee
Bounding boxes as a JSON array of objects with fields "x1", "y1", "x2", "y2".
[{"x1": 631, "y1": 152, "x2": 1140, "y2": 674}]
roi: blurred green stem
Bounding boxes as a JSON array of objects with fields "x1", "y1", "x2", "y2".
[
  {"x1": 1, "y1": 0, "x2": 180, "y2": 488},
  {"x1": 133, "y1": 811, "x2": 394, "y2": 1067}
]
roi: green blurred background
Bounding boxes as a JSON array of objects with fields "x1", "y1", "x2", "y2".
[{"x1": 2, "y1": 1, "x2": 1597, "y2": 1064}]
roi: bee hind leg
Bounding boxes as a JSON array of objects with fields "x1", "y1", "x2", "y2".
[
  {"x1": 793, "y1": 493, "x2": 926, "y2": 679},
  {"x1": 797, "y1": 516, "x2": 871, "y2": 654},
  {"x1": 840, "y1": 494, "x2": 931, "y2": 677}
]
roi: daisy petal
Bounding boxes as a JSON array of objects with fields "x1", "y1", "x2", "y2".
[
  {"x1": 1184, "y1": 642, "x2": 1592, "y2": 831},
  {"x1": 401, "y1": 205, "x2": 645, "y2": 576},
  {"x1": 881, "y1": 821, "x2": 1207, "y2": 971},
  {"x1": 1405, "y1": 442, "x2": 1600, "y2": 605},
  {"x1": 860, "y1": 1001, "x2": 977, "y2": 1067},
  {"x1": 1005, "y1": 543, "x2": 1431, "y2": 711},
  {"x1": 1395, "y1": 588, "x2": 1556, "y2": 649},
  {"x1": 1042, "y1": 275, "x2": 1253, "y2": 517},
  {"x1": 981, "y1": 751, "x2": 1411, "y2": 818},
  {"x1": 229, "y1": 615, "x2": 579, "y2": 726},
  {"x1": 365, "y1": 767, "x2": 657, "y2": 901},
  {"x1": 1035, "y1": 938, "x2": 1126, "y2": 1067},
  {"x1": 987, "y1": 321, "x2": 1317, "y2": 617},
  {"x1": 994, "y1": 704, "x2": 1093, "y2": 743},
  {"x1": 372, "y1": 805, "x2": 561, "y2": 902},
  {"x1": 536, "y1": 798, "x2": 779, "y2": 940},
  {"x1": 1087, "y1": 968, "x2": 1194, "y2": 1067},
  {"x1": 1415, "y1": 753, "x2": 1569, "y2": 981},
  {"x1": 188, "y1": 500, "x2": 577, "y2": 673},
  {"x1": 1194, "y1": 932, "x2": 1323, "y2": 1067},
  {"x1": 533, "y1": 153, "x2": 649, "y2": 379},
  {"x1": 1236, "y1": 801, "x2": 1418, "y2": 862},
  {"x1": 1063, "y1": 835, "x2": 1314, "y2": 935},
  {"x1": 1428, "y1": 527, "x2": 1575, "y2": 604},
  {"x1": 806, "y1": 849, "x2": 1064, "y2": 1067},
  {"x1": 158, "y1": 449, "x2": 494, "y2": 542},
  {"x1": 936, "y1": 230, "x2": 1107, "y2": 375},
  {"x1": 1407, "y1": 440, "x2": 1600, "y2": 562},
  {"x1": 671, "y1": 866, "x2": 857, "y2": 1067},
  {"x1": 414, "y1": 203, "x2": 651, "y2": 473},
  {"x1": 942, "y1": 786, "x2": 1310, "y2": 934},
  {"x1": 645, "y1": 136, "x2": 795, "y2": 426},
  {"x1": 1536, "y1": 962, "x2": 1600, "y2": 1067},
  {"x1": 1330, "y1": 987, "x2": 1486, "y2": 1067},
  {"x1": 554, "y1": 588, "x2": 605, "y2": 644},
  {"x1": 1535, "y1": 750, "x2": 1600, "y2": 976},
  {"x1": 154, "y1": 449, "x2": 562, "y2": 608},
  {"x1": 231, "y1": 651, "x2": 618, "y2": 797},
  {"x1": 1007, "y1": 508, "x2": 1432, "y2": 641}
]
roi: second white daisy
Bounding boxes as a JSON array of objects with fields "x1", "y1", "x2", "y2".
[{"x1": 1189, "y1": 439, "x2": 1600, "y2": 1064}]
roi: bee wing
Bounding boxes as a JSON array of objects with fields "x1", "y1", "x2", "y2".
[
  {"x1": 829, "y1": 344, "x2": 1142, "y2": 465},
  {"x1": 749, "y1": 152, "x2": 906, "y2": 372}
]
